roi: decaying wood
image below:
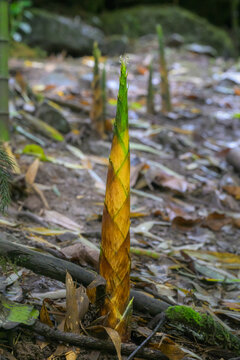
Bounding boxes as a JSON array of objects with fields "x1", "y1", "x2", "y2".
[
  {"x1": 29, "y1": 320, "x2": 169, "y2": 360},
  {"x1": 0, "y1": 237, "x2": 169, "y2": 315}
]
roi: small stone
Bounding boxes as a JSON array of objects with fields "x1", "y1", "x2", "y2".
[
  {"x1": 167, "y1": 33, "x2": 184, "y2": 47},
  {"x1": 226, "y1": 148, "x2": 240, "y2": 173},
  {"x1": 185, "y1": 43, "x2": 217, "y2": 57}
]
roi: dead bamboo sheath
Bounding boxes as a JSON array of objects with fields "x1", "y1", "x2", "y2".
[{"x1": 0, "y1": 237, "x2": 169, "y2": 314}]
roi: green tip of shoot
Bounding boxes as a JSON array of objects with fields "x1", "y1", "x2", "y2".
[
  {"x1": 115, "y1": 56, "x2": 128, "y2": 135},
  {"x1": 156, "y1": 24, "x2": 163, "y2": 37},
  {"x1": 93, "y1": 42, "x2": 101, "y2": 76}
]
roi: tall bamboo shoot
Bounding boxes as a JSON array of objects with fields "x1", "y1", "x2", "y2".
[{"x1": 99, "y1": 59, "x2": 132, "y2": 341}]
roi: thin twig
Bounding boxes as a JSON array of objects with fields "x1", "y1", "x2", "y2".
[{"x1": 127, "y1": 312, "x2": 166, "y2": 360}]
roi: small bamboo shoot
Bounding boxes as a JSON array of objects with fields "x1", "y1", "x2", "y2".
[
  {"x1": 147, "y1": 60, "x2": 155, "y2": 114},
  {"x1": 101, "y1": 62, "x2": 107, "y2": 129},
  {"x1": 156, "y1": 25, "x2": 172, "y2": 113},
  {"x1": 90, "y1": 42, "x2": 104, "y2": 137}
]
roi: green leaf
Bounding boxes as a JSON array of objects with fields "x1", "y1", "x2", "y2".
[
  {"x1": 22, "y1": 144, "x2": 48, "y2": 161},
  {"x1": 0, "y1": 294, "x2": 39, "y2": 329}
]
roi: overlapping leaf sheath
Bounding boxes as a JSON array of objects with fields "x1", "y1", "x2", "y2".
[
  {"x1": 0, "y1": 0, "x2": 10, "y2": 141},
  {"x1": 99, "y1": 60, "x2": 131, "y2": 340},
  {"x1": 156, "y1": 25, "x2": 172, "y2": 113},
  {"x1": 90, "y1": 42, "x2": 104, "y2": 137}
]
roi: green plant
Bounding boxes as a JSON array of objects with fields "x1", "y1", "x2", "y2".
[{"x1": 10, "y1": 0, "x2": 32, "y2": 42}]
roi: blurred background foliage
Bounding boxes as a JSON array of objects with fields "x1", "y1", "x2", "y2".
[
  {"x1": 31, "y1": 0, "x2": 237, "y2": 29},
  {"x1": 10, "y1": 0, "x2": 32, "y2": 41}
]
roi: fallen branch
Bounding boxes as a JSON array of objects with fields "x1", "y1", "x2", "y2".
[
  {"x1": 29, "y1": 320, "x2": 169, "y2": 360},
  {"x1": 0, "y1": 237, "x2": 169, "y2": 315}
]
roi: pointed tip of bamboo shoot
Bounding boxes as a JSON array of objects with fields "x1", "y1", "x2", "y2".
[
  {"x1": 156, "y1": 24, "x2": 163, "y2": 36},
  {"x1": 115, "y1": 58, "x2": 128, "y2": 135}
]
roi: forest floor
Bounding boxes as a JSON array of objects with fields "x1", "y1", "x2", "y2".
[{"x1": 1, "y1": 37, "x2": 240, "y2": 360}]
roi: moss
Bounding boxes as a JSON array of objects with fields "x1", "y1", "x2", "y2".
[
  {"x1": 99, "y1": 5, "x2": 234, "y2": 56},
  {"x1": 166, "y1": 305, "x2": 202, "y2": 326},
  {"x1": 166, "y1": 306, "x2": 240, "y2": 354}
]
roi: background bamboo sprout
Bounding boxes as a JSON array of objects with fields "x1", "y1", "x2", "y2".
[
  {"x1": 0, "y1": 0, "x2": 10, "y2": 141},
  {"x1": 99, "y1": 60, "x2": 132, "y2": 341},
  {"x1": 147, "y1": 60, "x2": 155, "y2": 114},
  {"x1": 101, "y1": 62, "x2": 107, "y2": 123},
  {"x1": 90, "y1": 42, "x2": 104, "y2": 137},
  {"x1": 156, "y1": 24, "x2": 172, "y2": 113}
]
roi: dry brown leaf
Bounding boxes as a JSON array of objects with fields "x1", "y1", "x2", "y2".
[
  {"x1": 43, "y1": 210, "x2": 82, "y2": 231},
  {"x1": 130, "y1": 162, "x2": 149, "y2": 188},
  {"x1": 87, "y1": 325, "x2": 122, "y2": 360},
  {"x1": 137, "y1": 65, "x2": 148, "y2": 75},
  {"x1": 76, "y1": 285, "x2": 89, "y2": 321},
  {"x1": 25, "y1": 158, "x2": 40, "y2": 186},
  {"x1": 233, "y1": 217, "x2": 240, "y2": 228},
  {"x1": 32, "y1": 183, "x2": 50, "y2": 209},
  {"x1": 61, "y1": 243, "x2": 99, "y2": 269},
  {"x1": 104, "y1": 327, "x2": 122, "y2": 360},
  {"x1": 222, "y1": 301, "x2": 240, "y2": 310},
  {"x1": 64, "y1": 272, "x2": 79, "y2": 333},
  {"x1": 40, "y1": 300, "x2": 53, "y2": 328},
  {"x1": 172, "y1": 216, "x2": 202, "y2": 231},
  {"x1": 150, "y1": 170, "x2": 194, "y2": 193},
  {"x1": 223, "y1": 185, "x2": 240, "y2": 200},
  {"x1": 65, "y1": 350, "x2": 78, "y2": 360},
  {"x1": 203, "y1": 212, "x2": 232, "y2": 231},
  {"x1": 166, "y1": 203, "x2": 191, "y2": 221},
  {"x1": 150, "y1": 336, "x2": 186, "y2": 360}
]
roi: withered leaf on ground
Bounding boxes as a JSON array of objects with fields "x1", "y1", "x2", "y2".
[
  {"x1": 171, "y1": 216, "x2": 202, "y2": 231},
  {"x1": 223, "y1": 185, "x2": 240, "y2": 200},
  {"x1": 61, "y1": 243, "x2": 99, "y2": 269},
  {"x1": 147, "y1": 169, "x2": 195, "y2": 193},
  {"x1": 203, "y1": 212, "x2": 232, "y2": 231}
]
